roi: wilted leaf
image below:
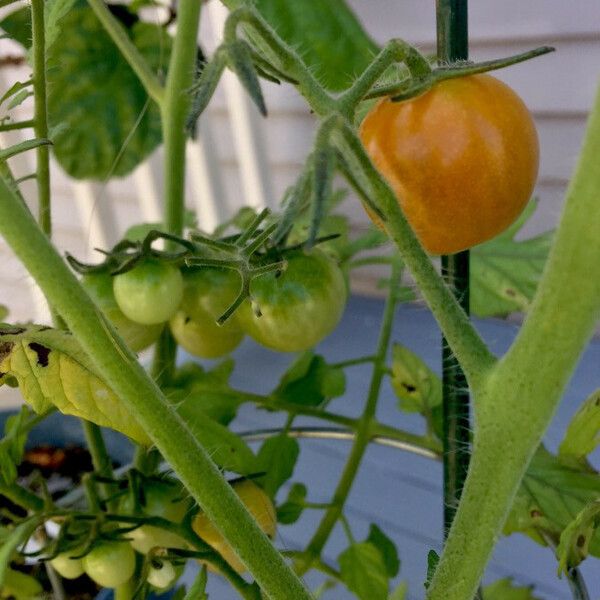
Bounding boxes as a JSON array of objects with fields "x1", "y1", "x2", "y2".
[
  {"x1": 504, "y1": 446, "x2": 600, "y2": 556},
  {"x1": 276, "y1": 482, "x2": 307, "y2": 524},
  {"x1": 222, "y1": 0, "x2": 378, "y2": 92},
  {"x1": 471, "y1": 202, "x2": 553, "y2": 318},
  {"x1": 390, "y1": 344, "x2": 441, "y2": 415},
  {"x1": 556, "y1": 500, "x2": 600, "y2": 574},
  {"x1": 338, "y1": 542, "x2": 389, "y2": 600},
  {"x1": 274, "y1": 352, "x2": 345, "y2": 407},
  {"x1": 256, "y1": 435, "x2": 299, "y2": 498},
  {"x1": 483, "y1": 578, "x2": 540, "y2": 600},
  {"x1": 558, "y1": 389, "x2": 600, "y2": 466},
  {"x1": 0, "y1": 324, "x2": 150, "y2": 444}
]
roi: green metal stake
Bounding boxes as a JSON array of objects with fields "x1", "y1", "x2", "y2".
[{"x1": 435, "y1": 0, "x2": 472, "y2": 534}]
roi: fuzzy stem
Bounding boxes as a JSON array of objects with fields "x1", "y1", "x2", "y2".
[
  {"x1": 427, "y1": 84, "x2": 600, "y2": 600},
  {"x1": 0, "y1": 180, "x2": 311, "y2": 600},
  {"x1": 86, "y1": 0, "x2": 164, "y2": 104}
]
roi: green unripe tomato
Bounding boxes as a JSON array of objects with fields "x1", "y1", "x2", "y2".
[
  {"x1": 119, "y1": 479, "x2": 190, "y2": 554},
  {"x1": 169, "y1": 268, "x2": 244, "y2": 359},
  {"x1": 113, "y1": 260, "x2": 183, "y2": 325},
  {"x1": 81, "y1": 273, "x2": 162, "y2": 352},
  {"x1": 50, "y1": 550, "x2": 85, "y2": 579},
  {"x1": 82, "y1": 541, "x2": 135, "y2": 588},
  {"x1": 237, "y1": 249, "x2": 347, "y2": 352}
]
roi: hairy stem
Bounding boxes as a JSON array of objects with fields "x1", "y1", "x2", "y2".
[
  {"x1": 0, "y1": 179, "x2": 311, "y2": 600},
  {"x1": 428, "y1": 84, "x2": 600, "y2": 600}
]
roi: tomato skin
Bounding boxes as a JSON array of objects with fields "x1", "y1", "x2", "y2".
[
  {"x1": 359, "y1": 74, "x2": 539, "y2": 255},
  {"x1": 119, "y1": 479, "x2": 190, "y2": 554},
  {"x1": 82, "y1": 541, "x2": 136, "y2": 588},
  {"x1": 113, "y1": 260, "x2": 183, "y2": 325},
  {"x1": 81, "y1": 273, "x2": 162, "y2": 352},
  {"x1": 169, "y1": 269, "x2": 244, "y2": 359},
  {"x1": 237, "y1": 249, "x2": 347, "y2": 352},
  {"x1": 50, "y1": 551, "x2": 85, "y2": 579},
  {"x1": 192, "y1": 480, "x2": 276, "y2": 574}
]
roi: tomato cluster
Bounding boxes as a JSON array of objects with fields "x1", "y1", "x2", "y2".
[
  {"x1": 51, "y1": 478, "x2": 276, "y2": 590},
  {"x1": 84, "y1": 248, "x2": 346, "y2": 356}
]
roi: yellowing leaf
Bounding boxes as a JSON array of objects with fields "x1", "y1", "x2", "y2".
[
  {"x1": 0, "y1": 324, "x2": 150, "y2": 445},
  {"x1": 559, "y1": 389, "x2": 600, "y2": 466},
  {"x1": 483, "y1": 578, "x2": 540, "y2": 600}
]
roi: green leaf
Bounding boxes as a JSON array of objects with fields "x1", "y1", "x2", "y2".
[
  {"x1": 338, "y1": 542, "x2": 389, "y2": 600},
  {"x1": 274, "y1": 352, "x2": 345, "y2": 408},
  {"x1": 0, "y1": 81, "x2": 33, "y2": 109},
  {"x1": 45, "y1": 0, "x2": 79, "y2": 51},
  {"x1": 175, "y1": 399, "x2": 257, "y2": 475},
  {"x1": 556, "y1": 500, "x2": 600, "y2": 574},
  {"x1": 558, "y1": 389, "x2": 600, "y2": 466},
  {"x1": 483, "y1": 578, "x2": 541, "y2": 600},
  {"x1": 222, "y1": 0, "x2": 378, "y2": 92},
  {"x1": 0, "y1": 8, "x2": 31, "y2": 49},
  {"x1": 388, "y1": 582, "x2": 408, "y2": 600},
  {"x1": 504, "y1": 446, "x2": 600, "y2": 555},
  {"x1": 0, "y1": 305, "x2": 7, "y2": 321},
  {"x1": 276, "y1": 482, "x2": 307, "y2": 524},
  {"x1": 424, "y1": 549, "x2": 439, "y2": 590},
  {"x1": 366, "y1": 524, "x2": 400, "y2": 578},
  {"x1": 45, "y1": 1, "x2": 171, "y2": 179},
  {"x1": 256, "y1": 435, "x2": 299, "y2": 498},
  {"x1": 470, "y1": 201, "x2": 553, "y2": 317},
  {"x1": 0, "y1": 407, "x2": 30, "y2": 485},
  {"x1": 0, "y1": 139, "x2": 51, "y2": 162},
  {"x1": 0, "y1": 324, "x2": 151, "y2": 444},
  {"x1": 2, "y1": 567, "x2": 44, "y2": 599},
  {"x1": 390, "y1": 343, "x2": 442, "y2": 415}
]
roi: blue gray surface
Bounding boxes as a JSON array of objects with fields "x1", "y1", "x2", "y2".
[{"x1": 9, "y1": 296, "x2": 600, "y2": 599}]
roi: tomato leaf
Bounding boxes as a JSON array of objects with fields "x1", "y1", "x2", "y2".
[
  {"x1": 45, "y1": 0, "x2": 170, "y2": 179},
  {"x1": 388, "y1": 581, "x2": 408, "y2": 600},
  {"x1": 274, "y1": 352, "x2": 345, "y2": 407},
  {"x1": 221, "y1": 0, "x2": 378, "y2": 92},
  {"x1": 424, "y1": 549, "x2": 439, "y2": 590},
  {"x1": 0, "y1": 406, "x2": 30, "y2": 485},
  {"x1": 470, "y1": 201, "x2": 553, "y2": 318},
  {"x1": 0, "y1": 324, "x2": 151, "y2": 444},
  {"x1": 175, "y1": 400, "x2": 257, "y2": 475},
  {"x1": 0, "y1": 8, "x2": 31, "y2": 49},
  {"x1": 390, "y1": 344, "x2": 441, "y2": 416},
  {"x1": 0, "y1": 518, "x2": 41, "y2": 587},
  {"x1": 366, "y1": 524, "x2": 400, "y2": 578},
  {"x1": 556, "y1": 500, "x2": 600, "y2": 575},
  {"x1": 558, "y1": 389, "x2": 600, "y2": 466},
  {"x1": 338, "y1": 541, "x2": 389, "y2": 600},
  {"x1": 256, "y1": 435, "x2": 299, "y2": 498},
  {"x1": 0, "y1": 305, "x2": 7, "y2": 321},
  {"x1": 504, "y1": 446, "x2": 600, "y2": 556},
  {"x1": 276, "y1": 482, "x2": 307, "y2": 524},
  {"x1": 2, "y1": 567, "x2": 44, "y2": 600},
  {"x1": 483, "y1": 578, "x2": 541, "y2": 600}
]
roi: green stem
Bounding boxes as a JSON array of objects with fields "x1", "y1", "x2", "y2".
[
  {"x1": 0, "y1": 119, "x2": 35, "y2": 132},
  {"x1": 81, "y1": 421, "x2": 113, "y2": 480},
  {"x1": 436, "y1": 0, "x2": 472, "y2": 539},
  {"x1": 161, "y1": 0, "x2": 201, "y2": 238},
  {"x1": 30, "y1": 0, "x2": 50, "y2": 237},
  {"x1": 115, "y1": 578, "x2": 135, "y2": 600},
  {"x1": 337, "y1": 124, "x2": 496, "y2": 388},
  {"x1": 0, "y1": 180, "x2": 311, "y2": 600},
  {"x1": 86, "y1": 0, "x2": 164, "y2": 104},
  {"x1": 427, "y1": 84, "x2": 600, "y2": 600},
  {"x1": 0, "y1": 483, "x2": 44, "y2": 512},
  {"x1": 296, "y1": 260, "x2": 402, "y2": 573}
]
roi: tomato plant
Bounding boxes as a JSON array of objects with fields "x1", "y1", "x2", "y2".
[
  {"x1": 169, "y1": 268, "x2": 244, "y2": 359},
  {"x1": 359, "y1": 74, "x2": 539, "y2": 255},
  {"x1": 82, "y1": 542, "x2": 136, "y2": 588},
  {"x1": 237, "y1": 249, "x2": 347, "y2": 352},
  {"x1": 0, "y1": 1, "x2": 598, "y2": 600},
  {"x1": 113, "y1": 259, "x2": 184, "y2": 325}
]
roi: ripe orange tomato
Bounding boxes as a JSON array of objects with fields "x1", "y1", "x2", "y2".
[{"x1": 359, "y1": 74, "x2": 539, "y2": 255}]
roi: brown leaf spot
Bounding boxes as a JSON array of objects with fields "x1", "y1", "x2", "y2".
[
  {"x1": 0, "y1": 325, "x2": 25, "y2": 336},
  {"x1": 0, "y1": 341, "x2": 14, "y2": 363},
  {"x1": 577, "y1": 534, "x2": 586, "y2": 548},
  {"x1": 28, "y1": 342, "x2": 51, "y2": 367}
]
